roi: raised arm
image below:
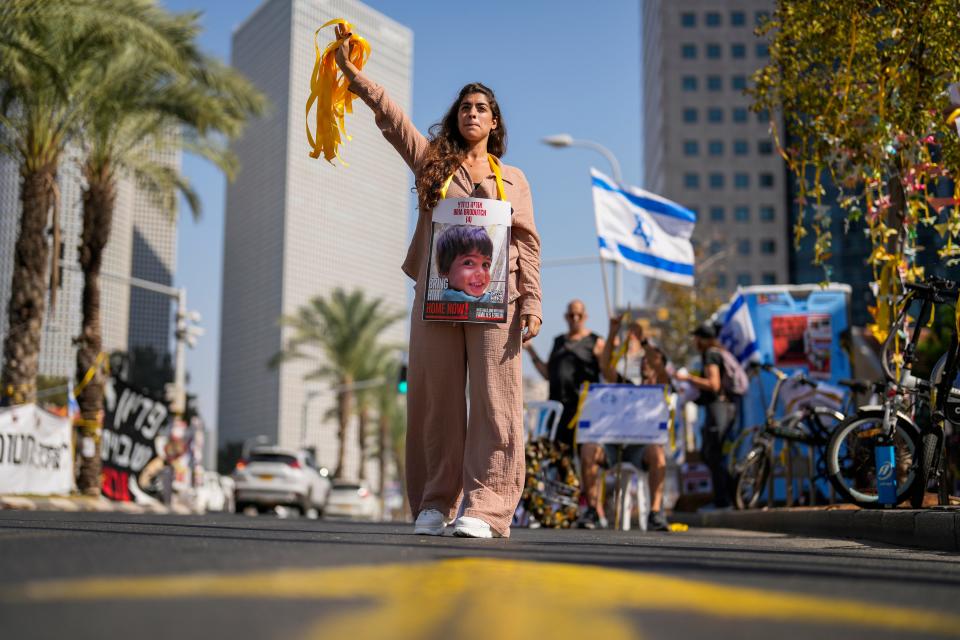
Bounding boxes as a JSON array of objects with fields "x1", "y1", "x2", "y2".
[
  {"x1": 600, "y1": 317, "x2": 621, "y2": 383},
  {"x1": 336, "y1": 28, "x2": 428, "y2": 171}
]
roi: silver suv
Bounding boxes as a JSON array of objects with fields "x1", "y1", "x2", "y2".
[{"x1": 232, "y1": 447, "x2": 331, "y2": 515}]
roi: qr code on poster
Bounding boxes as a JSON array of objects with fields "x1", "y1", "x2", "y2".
[{"x1": 487, "y1": 285, "x2": 504, "y2": 303}]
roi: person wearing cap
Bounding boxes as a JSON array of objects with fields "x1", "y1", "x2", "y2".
[{"x1": 674, "y1": 323, "x2": 734, "y2": 509}]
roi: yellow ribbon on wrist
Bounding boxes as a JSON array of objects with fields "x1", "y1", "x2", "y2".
[{"x1": 306, "y1": 18, "x2": 371, "y2": 164}]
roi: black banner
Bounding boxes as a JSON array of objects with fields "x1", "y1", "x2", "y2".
[{"x1": 101, "y1": 379, "x2": 170, "y2": 501}]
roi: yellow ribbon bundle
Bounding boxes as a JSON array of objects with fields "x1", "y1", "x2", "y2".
[{"x1": 306, "y1": 18, "x2": 370, "y2": 164}]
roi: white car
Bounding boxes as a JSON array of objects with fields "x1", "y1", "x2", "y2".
[
  {"x1": 232, "y1": 447, "x2": 331, "y2": 515},
  {"x1": 324, "y1": 481, "x2": 379, "y2": 520}
]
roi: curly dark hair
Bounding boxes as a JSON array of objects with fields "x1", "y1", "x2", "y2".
[
  {"x1": 436, "y1": 225, "x2": 493, "y2": 275},
  {"x1": 415, "y1": 83, "x2": 507, "y2": 213}
]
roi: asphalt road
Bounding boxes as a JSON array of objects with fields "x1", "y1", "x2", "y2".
[{"x1": 1, "y1": 511, "x2": 959, "y2": 640}]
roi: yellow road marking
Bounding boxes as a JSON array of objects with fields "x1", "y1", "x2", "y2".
[{"x1": 6, "y1": 558, "x2": 960, "y2": 639}]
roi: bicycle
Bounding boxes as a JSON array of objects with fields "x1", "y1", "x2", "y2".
[
  {"x1": 733, "y1": 364, "x2": 847, "y2": 509},
  {"x1": 724, "y1": 371, "x2": 870, "y2": 480},
  {"x1": 825, "y1": 275, "x2": 960, "y2": 508}
]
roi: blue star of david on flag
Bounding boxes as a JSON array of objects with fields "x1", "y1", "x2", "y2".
[{"x1": 633, "y1": 215, "x2": 652, "y2": 247}]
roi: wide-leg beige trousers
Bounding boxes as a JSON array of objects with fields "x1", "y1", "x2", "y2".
[{"x1": 405, "y1": 291, "x2": 524, "y2": 537}]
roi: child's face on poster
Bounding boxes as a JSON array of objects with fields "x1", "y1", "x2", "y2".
[{"x1": 445, "y1": 250, "x2": 491, "y2": 297}]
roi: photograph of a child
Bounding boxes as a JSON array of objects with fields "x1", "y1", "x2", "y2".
[
  {"x1": 437, "y1": 225, "x2": 495, "y2": 303},
  {"x1": 424, "y1": 219, "x2": 509, "y2": 322}
]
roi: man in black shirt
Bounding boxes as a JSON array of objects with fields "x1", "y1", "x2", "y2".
[
  {"x1": 525, "y1": 300, "x2": 605, "y2": 447},
  {"x1": 674, "y1": 323, "x2": 735, "y2": 509}
]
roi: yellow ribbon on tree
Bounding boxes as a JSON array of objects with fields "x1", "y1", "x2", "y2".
[
  {"x1": 74, "y1": 352, "x2": 107, "y2": 397},
  {"x1": 306, "y1": 18, "x2": 370, "y2": 163},
  {"x1": 871, "y1": 260, "x2": 901, "y2": 343}
]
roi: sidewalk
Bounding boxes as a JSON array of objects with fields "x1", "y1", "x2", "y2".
[
  {"x1": 0, "y1": 494, "x2": 198, "y2": 515},
  {"x1": 673, "y1": 506, "x2": 960, "y2": 552}
]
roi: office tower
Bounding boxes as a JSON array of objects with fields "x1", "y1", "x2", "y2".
[
  {"x1": 218, "y1": 0, "x2": 412, "y2": 479},
  {"x1": 642, "y1": 0, "x2": 788, "y2": 293},
  {"x1": 0, "y1": 145, "x2": 177, "y2": 380},
  {"x1": 127, "y1": 145, "x2": 180, "y2": 358}
]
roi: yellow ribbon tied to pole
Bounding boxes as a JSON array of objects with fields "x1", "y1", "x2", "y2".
[{"x1": 306, "y1": 19, "x2": 370, "y2": 163}]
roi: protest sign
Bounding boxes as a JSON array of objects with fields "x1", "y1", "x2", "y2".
[
  {"x1": 0, "y1": 404, "x2": 73, "y2": 495},
  {"x1": 101, "y1": 379, "x2": 170, "y2": 502},
  {"x1": 423, "y1": 197, "x2": 511, "y2": 323},
  {"x1": 576, "y1": 384, "x2": 670, "y2": 445}
]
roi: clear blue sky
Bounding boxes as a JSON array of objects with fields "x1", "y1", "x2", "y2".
[{"x1": 162, "y1": 0, "x2": 646, "y2": 432}]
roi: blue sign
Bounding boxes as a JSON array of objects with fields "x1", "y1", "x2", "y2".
[
  {"x1": 875, "y1": 444, "x2": 897, "y2": 507},
  {"x1": 734, "y1": 285, "x2": 852, "y2": 430}
]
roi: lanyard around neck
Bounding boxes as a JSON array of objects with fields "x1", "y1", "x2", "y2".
[{"x1": 439, "y1": 153, "x2": 506, "y2": 201}]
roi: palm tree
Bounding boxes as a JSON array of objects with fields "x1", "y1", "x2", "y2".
[
  {"x1": 271, "y1": 288, "x2": 402, "y2": 478},
  {"x1": 72, "y1": 12, "x2": 266, "y2": 494},
  {"x1": 372, "y1": 356, "x2": 407, "y2": 517},
  {"x1": 0, "y1": 0, "x2": 191, "y2": 404},
  {"x1": 351, "y1": 343, "x2": 403, "y2": 481}
]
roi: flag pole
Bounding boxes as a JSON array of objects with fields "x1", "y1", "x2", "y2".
[
  {"x1": 591, "y1": 169, "x2": 615, "y2": 318},
  {"x1": 599, "y1": 258, "x2": 614, "y2": 318}
]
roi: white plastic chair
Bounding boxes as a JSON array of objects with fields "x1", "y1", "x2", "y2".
[
  {"x1": 604, "y1": 457, "x2": 650, "y2": 531},
  {"x1": 523, "y1": 400, "x2": 565, "y2": 442}
]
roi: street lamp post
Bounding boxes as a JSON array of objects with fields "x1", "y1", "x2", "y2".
[
  {"x1": 66, "y1": 265, "x2": 202, "y2": 417},
  {"x1": 542, "y1": 134, "x2": 626, "y2": 310}
]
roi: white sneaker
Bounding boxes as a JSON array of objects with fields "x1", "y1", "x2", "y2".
[
  {"x1": 452, "y1": 516, "x2": 502, "y2": 538},
  {"x1": 413, "y1": 508, "x2": 448, "y2": 535}
]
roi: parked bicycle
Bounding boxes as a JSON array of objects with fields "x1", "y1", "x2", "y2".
[
  {"x1": 733, "y1": 364, "x2": 848, "y2": 509},
  {"x1": 725, "y1": 371, "x2": 870, "y2": 480},
  {"x1": 825, "y1": 275, "x2": 960, "y2": 508}
]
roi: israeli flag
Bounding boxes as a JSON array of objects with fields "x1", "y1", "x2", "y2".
[
  {"x1": 719, "y1": 293, "x2": 760, "y2": 364},
  {"x1": 591, "y1": 168, "x2": 696, "y2": 286}
]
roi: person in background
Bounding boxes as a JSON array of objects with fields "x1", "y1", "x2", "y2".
[
  {"x1": 525, "y1": 300, "x2": 604, "y2": 448},
  {"x1": 673, "y1": 323, "x2": 735, "y2": 510},
  {"x1": 578, "y1": 315, "x2": 671, "y2": 531}
]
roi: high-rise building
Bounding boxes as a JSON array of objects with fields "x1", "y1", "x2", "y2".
[
  {"x1": 218, "y1": 0, "x2": 412, "y2": 479},
  {"x1": 642, "y1": 0, "x2": 788, "y2": 294},
  {"x1": 127, "y1": 145, "x2": 180, "y2": 357},
  {"x1": 0, "y1": 145, "x2": 178, "y2": 380}
]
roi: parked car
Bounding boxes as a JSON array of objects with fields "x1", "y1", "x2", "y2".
[
  {"x1": 197, "y1": 471, "x2": 235, "y2": 513},
  {"x1": 232, "y1": 447, "x2": 331, "y2": 515},
  {"x1": 324, "y1": 480, "x2": 379, "y2": 520}
]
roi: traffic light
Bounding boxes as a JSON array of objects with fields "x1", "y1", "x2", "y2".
[{"x1": 397, "y1": 364, "x2": 408, "y2": 394}]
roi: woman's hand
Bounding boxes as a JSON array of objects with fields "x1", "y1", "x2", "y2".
[
  {"x1": 334, "y1": 24, "x2": 358, "y2": 81},
  {"x1": 607, "y1": 315, "x2": 622, "y2": 336},
  {"x1": 521, "y1": 315, "x2": 541, "y2": 343}
]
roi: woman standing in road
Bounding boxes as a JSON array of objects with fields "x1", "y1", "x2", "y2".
[{"x1": 335, "y1": 26, "x2": 542, "y2": 538}]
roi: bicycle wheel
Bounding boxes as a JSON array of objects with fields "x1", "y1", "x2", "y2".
[
  {"x1": 910, "y1": 430, "x2": 941, "y2": 508},
  {"x1": 726, "y1": 425, "x2": 762, "y2": 478},
  {"x1": 825, "y1": 409, "x2": 922, "y2": 508},
  {"x1": 734, "y1": 444, "x2": 770, "y2": 510}
]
